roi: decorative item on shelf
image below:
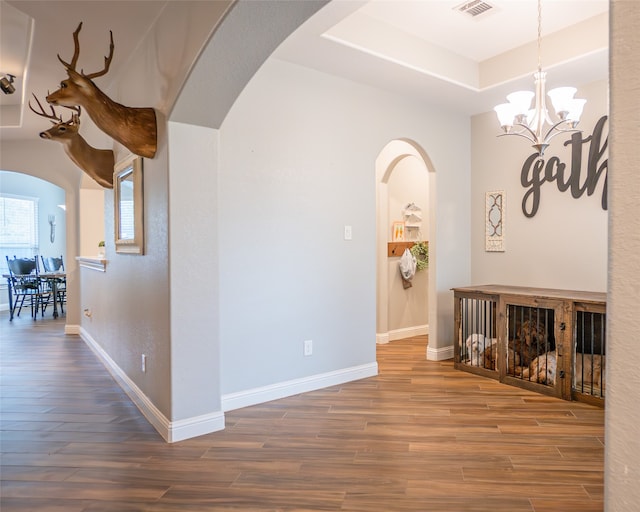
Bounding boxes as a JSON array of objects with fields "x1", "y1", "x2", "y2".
[
  {"x1": 98, "y1": 240, "x2": 105, "y2": 258},
  {"x1": 493, "y1": 0, "x2": 586, "y2": 157},
  {"x1": 403, "y1": 202, "x2": 422, "y2": 241},
  {"x1": 392, "y1": 221, "x2": 405, "y2": 242},
  {"x1": 46, "y1": 22, "x2": 157, "y2": 159},
  {"x1": 410, "y1": 241, "x2": 429, "y2": 271},
  {"x1": 29, "y1": 94, "x2": 115, "y2": 188}
]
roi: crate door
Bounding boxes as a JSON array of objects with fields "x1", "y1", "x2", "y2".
[
  {"x1": 573, "y1": 304, "x2": 606, "y2": 405},
  {"x1": 501, "y1": 298, "x2": 566, "y2": 398},
  {"x1": 454, "y1": 293, "x2": 499, "y2": 378}
]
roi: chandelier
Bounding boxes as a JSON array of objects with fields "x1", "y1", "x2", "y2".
[{"x1": 493, "y1": 0, "x2": 586, "y2": 156}]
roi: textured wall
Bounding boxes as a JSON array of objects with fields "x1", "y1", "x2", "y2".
[{"x1": 605, "y1": 1, "x2": 640, "y2": 510}]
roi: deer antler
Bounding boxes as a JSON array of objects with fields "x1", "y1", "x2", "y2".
[
  {"x1": 29, "y1": 93, "x2": 62, "y2": 123},
  {"x1": 61, "y1": 104, "x2": 81, "y2": 116},
  {"x1": 61, "y1": 104, "x2": 82, "y2": 124},
  {"x1": 56, "y1": 22, "x2": 114, "y2": 79},
  {"x1": 57, "y1": 22, "x2": 83, "y2": 71},
  {"x1": 84, "y1": 31, "x2": 114, "y2": 79}
]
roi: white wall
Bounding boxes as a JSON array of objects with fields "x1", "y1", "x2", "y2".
[
  {"x1": 218, "y1": 57, "x2": 470, "y2": 395},
  {"x1": 79, "y1": 188, "x2": 105, "y2": 257},
  {"x1": 168, "y1": 121, "x2": 222, "y2": 431},
  {"x1": 470, "y1": 79, "x2": 608, "y2": 292}
]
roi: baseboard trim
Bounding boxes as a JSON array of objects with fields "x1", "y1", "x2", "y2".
[
  {"x1": 79, "y1": 327, "x2": 224, "y2": 443},
  {"x1": 427, "y1": 344, "x2": 454, "y2": 361},
  {"x1": 377, "y1": 325, "x2": 428, "y2": 344},
  {"x1": 65, "y1": 324, "x2": 81, "y2": 335},
  {"x1": 376, "y1": 332, "x2": 390, "y2": 344},
  {"x1": 222, "y1": 362, "x2": 378, "y2": 412},
  {"x1": 167, "y1": 411, "x2": 226, "y2": 443}
]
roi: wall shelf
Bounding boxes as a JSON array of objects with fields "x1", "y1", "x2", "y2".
[
  {"x1": 388, "y1": 241, "x2": 415, "y2": 257},
  {"x1": 76, "y1": 257, "x2": 107, "y2": 272}
]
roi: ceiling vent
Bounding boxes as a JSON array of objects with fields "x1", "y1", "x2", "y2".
[{"x1": 455, "y1": 0, "x2": 494, "y2": 18}]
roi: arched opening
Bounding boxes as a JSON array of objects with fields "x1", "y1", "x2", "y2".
[
  {"x1": 0, "y1": 170, "x2": 67, "y2": 309},
  {"x1": 0, "y1": 161, "x2": 83, "y2": 329},
  {"x1": 376, "y1": 139, "x2": 436, "y2": 358}
]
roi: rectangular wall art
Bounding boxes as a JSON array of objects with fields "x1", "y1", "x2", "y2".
[
  {"x1": 485, "y1": 190, "x2": 505, "y2": 252},
  {"x1": 392, "y1": 221, "x2": 405, "y2": 242}
]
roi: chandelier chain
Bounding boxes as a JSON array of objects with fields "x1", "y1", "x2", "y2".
[
  {"x1": 493, "y1": 0, "x2": 586, "y2": 156},
  {"x1": 537, "y1": 0, "x2": 542, "y2": 72}
]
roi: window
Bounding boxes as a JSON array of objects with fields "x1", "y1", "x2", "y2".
[{"x1": 0, "y1": 194, "x2": 39, "y2": 275}]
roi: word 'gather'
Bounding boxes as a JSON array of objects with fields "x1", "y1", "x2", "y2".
[{"x1": 520, "y1": 116, "x2": 608, "y2": 218}]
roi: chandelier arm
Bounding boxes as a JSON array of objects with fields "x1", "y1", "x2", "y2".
[
  {"x1": 542, "y1": 127, "x2": 581, "y2": 146},
  {"x1": 542, "y1": 121, "x2": 582, "y2": 143},
  {"x1": 497, "y1": 130, "x2": 537, "y2": 145},
  {"x1": 548, "y1": 124, "x2": 581, "y2": 135},
  {"x1": 512, "y1": 123, "x2": 540, "y2": 143}
]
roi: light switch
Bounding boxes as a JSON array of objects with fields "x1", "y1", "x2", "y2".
[{"x1": 344, "y1": 225, "x2": 352, "y2": 240}]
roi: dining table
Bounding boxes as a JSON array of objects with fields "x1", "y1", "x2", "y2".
[{"x1": 3, "y1": 271, "x2": 66, "y2": 320}]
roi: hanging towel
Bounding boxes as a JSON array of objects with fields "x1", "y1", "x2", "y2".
[{"x1": 399, "y1": 248, "x2": 417, "y2": 289}]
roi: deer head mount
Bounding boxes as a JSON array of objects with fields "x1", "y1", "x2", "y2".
[
  {"x1": 29, "y1": 94, "x2": 115, "y2": 189},
  {"x1": 46, "y1": 22, "x2": 157, "y2": 159}
]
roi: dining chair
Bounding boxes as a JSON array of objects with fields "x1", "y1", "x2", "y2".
[
  {"x1": 5, "y1": 256, "x2": 50, "y2": 320},
  {"x1": 41, "y1": 255, "x2": 65, "y2": 272},
  {"x1": 40, "y1": 255, "x2": 66, "y2": 314}
]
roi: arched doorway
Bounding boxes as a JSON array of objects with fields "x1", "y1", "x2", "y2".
[
  {"x1": 0, "y1": 171, "x2": 67, "y2": 308},
  {"x1": 376, "y1": 139, "x2": 436, "y2": 358}
]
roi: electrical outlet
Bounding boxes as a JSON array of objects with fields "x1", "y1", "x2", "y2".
[
  {"x1": 141, "y1": 354, "x2": 147, "y2": 373},
  {"x1": 303, "y1": 339, "x2": 313, "y2": 356},
  {"x1": 344, "y1": 225, "x2": 352, "y2": 240}
]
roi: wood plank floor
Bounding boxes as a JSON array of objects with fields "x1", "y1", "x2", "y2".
[{"x1": 1, "y1": 313, "x2": 604, "y2": 511}]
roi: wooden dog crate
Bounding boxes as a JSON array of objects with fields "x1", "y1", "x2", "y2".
[{"x1": 453, "y1": 285, "x2": 605, "y2": 406}]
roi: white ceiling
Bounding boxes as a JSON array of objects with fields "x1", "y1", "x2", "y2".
[
  {"x1": 273, "y1": 0, "x2": 608, "y2": 115},
  {"x1": 358, "y1": 0, "x2": 606, "y2": 62},
  {"x1": 0, "y1": 0, "x2": 609, "y2": 143}
]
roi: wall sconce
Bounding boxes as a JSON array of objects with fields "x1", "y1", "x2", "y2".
[{"x1": 1, "y1": 74, "x2": 16, "y2": 94}]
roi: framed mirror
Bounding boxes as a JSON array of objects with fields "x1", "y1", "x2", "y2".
[{"x1": 114, "y1": 155, "x2": 144, "y2": 254}]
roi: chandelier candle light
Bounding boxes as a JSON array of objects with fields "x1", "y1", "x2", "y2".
[{"x1": 494, "y1": 0, "x2": 586, "y2": 156}]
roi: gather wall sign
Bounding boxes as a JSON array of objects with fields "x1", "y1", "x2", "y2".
[{"x1": 520, "y1": 115, "x2": 608, "y2": 217}]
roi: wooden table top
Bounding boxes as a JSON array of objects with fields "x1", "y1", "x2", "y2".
[{"x1": 451, "y1": 284, "x2": 606, "y2": 304}]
